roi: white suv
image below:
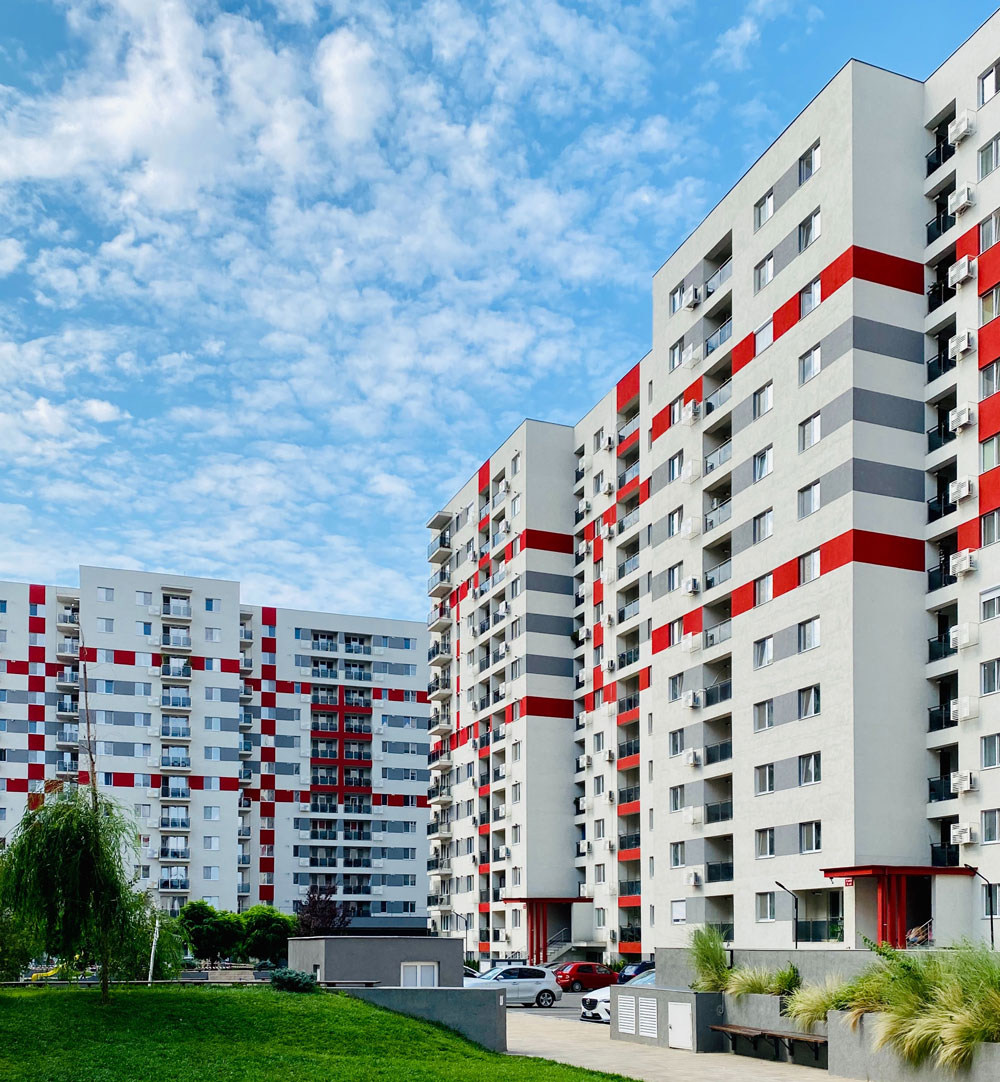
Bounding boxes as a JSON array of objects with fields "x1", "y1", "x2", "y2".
[
  {"x1": 581, "y1": 968, "x2": 657, "y2": 1023},
  {"x1": 464, "y1": 964, "x2": 563, "y2": 1007}
]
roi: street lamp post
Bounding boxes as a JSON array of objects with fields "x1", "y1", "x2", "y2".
[{"x1": 965, "y1": 865, "x2": 995, "y2": 950}]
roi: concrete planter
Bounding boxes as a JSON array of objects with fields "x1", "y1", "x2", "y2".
[
  {"x1": 828, "y1": 1011, "x2": 1000, "y2": 1082},
  {"x1": 252, "y1": 970, "x2": 273, "y2": 981},
  {"x1": 723, "y1": 992, "x2": 827, "y2": 1037}
]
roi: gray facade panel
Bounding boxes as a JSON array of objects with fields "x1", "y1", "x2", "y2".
[
  {"x1": 773, "y1": 755, "x2": 800, "y2": 792},
  {"x1": 650, "y1": 515, "x2": 672, "y2": 548},
  {"x1": 524, "y1": 613, "x2": 574, "y2": 637},
  {"x1": 853, "y1": 316, "x2": 924, "y2": 363},
  {"x1": 771, "y1": 225, "x2": 800, "y2": 277},
  {"x1": 773, "y1": 823, "x2": 800, "y2": 857},
  {"x1": 523, "y1": 571, "x2": 573, "y2": 595},
  {"x1": 651, "y1": 570, "x2": 670, "y2": 601},
  {"x1": 730, "y1": 457, "x2": 755, "y2": 498},
  {"x1": 853, "y1": 459, "x2": 926, "y2": 502},
  {"x1": 820, "y1": 459, "x2": 854, "y2": 505},
  {"x1": 853, "y1": 388, "x2": 924, "y2": 432},
  {"x1": 772, "y1": 689, "x2": 801, "y2": 728},
  {"x1": 524, "y1": 654, "x2": 575, "y2": 678},
  {"x1": 773, "y1": 624, "x2": 799, "y2": 663},
  {"x1": 729, "y1": 519, "x2": 755, "y2": 558},
  {"x1": 772, "y1": 161, "x2": 799, "y2": 211},
  {"x1": 821, "y1": 388, "x2": 853, "y2": 436},
  {"x1": 729, "y1": 394, "x2": 755, "y2": 438},
  {"x1": 820, "y1": 317, "x2": 853, "y2": 367}
]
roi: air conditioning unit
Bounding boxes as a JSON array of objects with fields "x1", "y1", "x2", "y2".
[
  {"x1": 498, "y1": 846, "x2": 510, "y2": 859},
  {"x1": 147, "y1": 698, "x2": 159, "y2": 707},
  {"x1": 682, "y1": 690, "x2": 700, "y2": 708},
  {"x1": 147, "y1": 605, "x2": 161, "y2": 616},
  {"x1": 602, "y1": 482, "x2": 614, "y2": 496},
  {"x1": 949, "y1": 622, "x2": 979, "y2": 649},
  {"x1": 681, "y1": 576, "x2": 700, "y2": 595},
  {"x1": 471, "y1": 815, "x2": 479, "y2": 826},
  {"x1": 501, "y1": 642, "x2": 511, "y2": 655},
  {"x1": 577, "y1": 797, "x2": 588, "y2": 813},
  {"x1": 681, "y1": 460, "x2": 701, "y2": 484},
  {"x1": 684, "y1": 870, "x2": 702, "y2": 887},
  {"x1": 605, "y1": 613, "x2": 615, "y2": 626},
  {"x1": 578, "y1": 500, "x2": 591, "y2": 516},
  {"x1": 577, "y1": 541, "x2": 588, "y2": 557},
  {"x1": 948, "y1": 110, "x2": 975, "y2": 145},
  {"x1": 948, "y1": 184, "x2": 975, "y2": 216},
  {"x1": 682, "y1": 805, "x2": 703, "y2": 825},
  {"x1": 948, "y1": 404, "x2": 974, "y2": 431},
  {"x1": 576, "y1": 754, "x2": 591, "y2": 771},
  {"x1": 606, "y1": 791, "x2": 616, "y2": 804},
  {"x1": 951, "y1": 770, "x2": 976, "y2": 794},
  {"x1": 577, "y1": 627, "x2": 591, "y2": 644},
  {"x1": 604, "y1": 436, "x2": 615, "y2": 452},
  {"x1": 607, "y1": 840, "x2": 617, "y2": 852},
  {"x1": 950, "y1": 696, "x2": 978, "y2": 722},
  {"x1": 949, "y1": 550, "x2": 977, "y2": 576},
  {"x1": 681, "y1": 632, "x2": 700, "y2": 654},
  {"x1": 681, "y1": 343, "x2": 703, "y2": 370},
  {"x1": 948, "y1": 330, "x2": 974, "y2": 358},
  {"x1": 681, "y1": 401, "x2": 700, "y2": 426},
  {"x1": 680, "y1": 516, "x2": 700, "y2": 539},
  {"x1": 605, "y1": 659, "x2": 616, "y2": 673},
  {"x1": 949, "y1": 477, "x2": 975, "y2": 503},
  {"x1": 470, "y1": 737, "x2": 479, "y2": 749},
  {"x1": 602, "y1": 524, "x2": 614, "y2": 540},
  {"x1": 499, "y1": 479, "x2": 509, "y2": 494},
  {"x1": 684, "y1": 749, "x2": 700, "y2": 767},
  {"x1": 948, "y1": 256, "x2": 976, "y2": 288},
  {"x1": 682, "y1": 284, "x2": 700, "y2": 309},
  {"x1": 609, "y1": 929, "x2": 618, "y2": 942},
  {"x1": 497, "y1": 603, "x2": 508, "y2": 616},
  {"x1": 951, "y1": 822, "x2": 976, "y2": 845},
  {"x1": 577, "y1": 840, "x2": 592, "y2": 855}
]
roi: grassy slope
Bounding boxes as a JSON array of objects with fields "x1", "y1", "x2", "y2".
[{"x1": 0, "y1": 986, "x2": 636, "y2": 1082}]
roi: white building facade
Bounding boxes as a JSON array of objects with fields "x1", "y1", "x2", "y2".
[
  {"x1": 426, "y1": 14, "x2": 1000, "y2": 964},
  {"x1": 0, "y1": 566, "x2": 430, "y2": 930}
]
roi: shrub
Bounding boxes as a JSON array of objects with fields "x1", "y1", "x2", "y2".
[
  {"x1": 271, "y1": 967, "x2": 317, "y2": 993},
  {"x1": 769, "y1": 962, "x2": 800, "y2": 997},
  {"x1": 725, "y1": 966, "x2": 774, "y2": 998},
  {"x1": 688, "y1": 926, "x2": 729, "y2": 992},
  {"x1": 785, "y1": 975, "x2": 852, "y2": 1029}
]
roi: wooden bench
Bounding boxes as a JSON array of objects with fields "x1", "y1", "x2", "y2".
[{"x1": 710, "y1": 1023, "x2": 828, "y2": 1062}]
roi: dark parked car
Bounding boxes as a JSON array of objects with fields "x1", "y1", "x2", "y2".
[
  {"x1": 617, "y1": 960, "x2": 654, "y2": 983},
  {"x1": 554, "y1": 962, "x2": 618, "y2": 993}
]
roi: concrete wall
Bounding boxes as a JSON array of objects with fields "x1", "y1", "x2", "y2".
[
  {"x1": 287, "y1": 936, "x2": 464, "y2": 987},
  {"x1": 654, "y1": 946, "x2": 875, "y2": 990},
  {"x1": 828, "y1": 1011, "x2": 1000, "y2": 1082},
  {"x1": 344, "y1": 987, "x2": 506, "y2": 1052},
  {"x1": 610, "y1": 986, "x2": 726, "y2": 1052}
]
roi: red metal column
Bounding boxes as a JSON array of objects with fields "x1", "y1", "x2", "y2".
[
  {"x1": 527, "y1": 901, "x2": 536, "y2": 964},
  {"x1": 894, "y1": 876, "x2": 908, "y2": 948},
  {"x1": 877, "y1": 875, "x2": 888, "y2": 944},
  {"x1": 541, "y1": 903, "x2": 549, "y2": 962}
]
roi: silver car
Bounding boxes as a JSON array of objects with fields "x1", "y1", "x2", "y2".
[{"x1": 464, "y1": 963, "x2": 563, "y2": 1007}]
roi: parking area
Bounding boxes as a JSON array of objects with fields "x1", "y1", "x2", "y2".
[{"x1": 506, "y1": 1011, "x2": 822, "y2": 1082}]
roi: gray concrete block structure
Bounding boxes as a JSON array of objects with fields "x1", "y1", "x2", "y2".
[{"x1": 288, "y1": 934, "x2": 464, "y2": 986}]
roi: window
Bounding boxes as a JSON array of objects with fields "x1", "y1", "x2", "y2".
[
  {"x1": 800, "y1": 278, "x2": 821, "y2": 316},
  {"x1": 985, "y1": 884, "x2": 1000, "y2": 918},
  {"x1": 799, "y1": 685, "x2": 821, "y2": 717},
  {"x1": 983, "y1": 285, "x2": 1000, "y2": 327},
  {"x1": 798, "y1": 617, "x2": 820, "y2": 652},
  {"x1": 755, "y1": 764, "x2": 775, "y2": 794},
  {"x1": 982, "y1": 209, "x2": 1000, "y2": 253},
  {"x1": 136, "y1": 621, "x2": 151, "y2": 636},
  {"x1": 512, "y1": 782, "x2": 521, "y2": 803},
  {"x1": 755, "y1": 319, "x2": 774, "y2": 353},
  {"x1": 753, "y1": 636, "x2": 773, "y2": 669},
  {"x1": 669, "y1": 785, "x2": 684, "y2": 811},
  {"x1": 983, "y1": 589, "x2": 1000, "y2": 622},
  {"x1": 799, "y1": 142, "x2": 820, "y2": 183},
  {"x1": 203, "y1": 836, "x2": 220, "y2": 850},
  {"x1": 669, "y1": 729, "x2": 684, "y2": 756},
  {"x1": 667, "y1": 507, "x2": 683, "y2": 536},
  {"x1": 135, "y1": 591, "x2": 152, "y2": 606},
  {"x1": 667, "y1": 618, "x2": 683, "y2": 647},
  {"x1": 511, "y1": 494, "x2": 521, "y2": 517},
  {"x1": 594, "y1": 818, "x2": 605, "y2": 839},
  {"x1": 97, "y1": 587, "x2": 114, "y2": 602},
  {"x1": 799, "y1": 821, "x2": 822, "y2": 852},
  {"x1": 983, "y1": 658, "x2": 1000, "y2": 695},
  {"x1": 798, "y1": 209, "x2": 821, "y2": 251},
  {"x1": 670, "y1": 395, "x2": 683, "y2": 423},
  {"x1": 595, "y1": 907, "x2": 606, "y2": 929},
  {"x1": 754, "y1": 254, "x2": 774, "y2": 293},
  {"x1": 799, "y1": 752, "x2": 822, "y2": 785},
  {"x1": 982, "y1": 61, "x2": 1000, "y2": 105},
  {"x1": 756, "y1": 828, "x2": 775, "y2": 858},
  {"x1": 799, "y1": 345, "x2": 821, "y2": 384},
  {"x1": 511, "y1": 452, "x2": 521, "y2": 475},
  {"x1": 593, "y1": 428, "x2": 605, "y2": 452},
  {"x1": 671, "y1": 900, "x2": 686, "y2": 924},
  {"x1": 593, "y1": 470, "x2": 604, "y2": 495},
  {"x1": 203, "y1": 806, "x2": 220, "y2": 821},
  {"x1": 752, "y1": 509, "x2": 773, "y2": 544},
  {"x1": 756, "y1": 891, "x2": 776, "y2": 922},
  {"x1": 754, "y1": 190, "x2": 774, "y2": 230},
  {"x1": 753, "y1": 446, "x2": 773, "y2": 482},
  {"x1": 401, "y1": 962, "x2": 438, "y2": 987},
  {"x1": 205, "y1": 598, "x2": 221, "y2": 612},
  {"x1": 594, "y1": 776, "x2": 605, "y2": 796},
  {"x1": 669, "y1": 340, "x2": 683, "y2": 370},
  {"x1": 669, "y1": 285, "x2": 683, "y2": 314},
  {"x1": 984, "y1": 510, "x2": 1000, "y2": 547},
  {"x1": 203, "y1": 866, "x2": 220, "y2": 881},
  {"x1": 798, "y1": 481, "x2": 820, "y2": 518},
  {"x1": 752, "y1": 382, "x2": 773, "y2": 419},
  {"x1": 670, "y1": 842, "x2": 685, "y2": 868},
  {"x1": 667, "y1": 562, "x2": 683, "y2": 592},
  {"x1": 980, "y1": 134, "x2": 1000, "y2": 181},
  {"x1": 667, "y1": 451, "x2": 684, "y2": 481},
  {"x1": 594, "y1": 864, "x2": 605, "y2": 884},
  {"x1": 97, "y1": 618, "x2": 114, "y2": 633},
  {"x1": 799, "y1": 412, "x2": 821, "y2": 451},
  {"x1": 984, "y1": 361, "x2": 1000, "y2": 402},
  {"x1": 754, "y1": 573, "x2": 773, "y2": 606},
  {"x1": 668, "y1": 674, "x2": 683, "y2": 701},
  {"x1": 753, "y1": 700, "x2": 774, "y2": 732}
]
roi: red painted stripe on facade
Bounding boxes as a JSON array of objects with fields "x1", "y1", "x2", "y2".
[
  {"x1": 617, "y1": 707, "x2": 640, "y2": 727},
  {"x1": 261, "y1": 607, "x2": 276, "y2": 624},
  {"x1": 639, "y1": 478, "x2": 650, "y2": 504},
  {"x1": 29, "y1": 584, "x2": 45, "y2": 605},
  {"x1": 617, "y1": 476, "x2": 640, "y2": 503},
  {"x1": 683, "y1": 377, "x2": 702, "y2": 405},
  {"x1": 638, "y1": 666, "x2": 651, "y2": 692},
  {"x1": 981, "y1": 243, "x2": 1000, "y2": 296},
  {"x1": 650, "y1": 404, "x2": 672, "y2": 442},
  {"x1": 958, "y1": 517, "x2": 980, "y2": 550},
  {"x1": 681, "y1": 608, "x2": 702, "y2": 636},
  {"x1": 981, "y1": 466, "x2": 1000, "y2": 517},
  {"x1": 617, "y1": 754, "x2": 640, "y2": 772},
  {"x1": 773, "y1": 294, "x2": 800, "y2": 339},
  {"x1": 616, "y1": 363, "x2": 641, "y2": 410},
  {"x1": 956, "y1": 226, "x2": 980, "y2": 262},
  {"x1": 618, "y1": 895, "x2": 641, "y2": 907},
  {"x1": 617, "y1": 800, "x2": 641, "y2": 817},
  {"x1": 520, "y1": 529, "x2": 574, "y2": 554},
  {"x1": 981, "y1": 394, "x2": 1000, "y2": 443},
  {"x1": 732, "y1": 333, "x2": 755, "y2": 374},
  {"x1": 617, "y1": 847, "x2": 641, "y2": 862},
  {"x1": 478, "y1": 460, "x2": 491, "y2": 492},
  {"x1": 616, "y1": 428, "x2": 640, "y2": 457}
]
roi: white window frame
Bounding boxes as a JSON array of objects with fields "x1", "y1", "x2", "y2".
[{"x1": 400, "y1": 962, "x2": 439, "y2": 987}]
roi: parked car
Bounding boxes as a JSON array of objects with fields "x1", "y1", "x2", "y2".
[
  {"x1": 554, "y1": 962, "x2": 618, "y2": 993},
  {"x1": 617, "y1": 960, "x2": 654, "y2": 983},
  {"x1": 463, "y1": 965, "x2": 480, "y2": 978},
  {"x1": 580, "y1": 968, "x2": 657, "y2": 1024},
  {"x1": 464, "y1": 964, "x2": 563, "y2": 1007}
]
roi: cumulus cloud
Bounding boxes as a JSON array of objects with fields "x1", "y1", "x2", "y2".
[{"x1": 0, "y1": 238, "x2": 25, "y2": 275}]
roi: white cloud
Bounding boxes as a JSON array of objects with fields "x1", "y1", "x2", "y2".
[
  {"x1": 711, "y1": 15, "x2": 760, "y2": 71},
  {"x1": 0, "y1": 238, "x2": 25, "y2": 275},
  {"x1": 314, "y1": 28, "x2": 389, "y2": 143}
]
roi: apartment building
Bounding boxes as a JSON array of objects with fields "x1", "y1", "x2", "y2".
[
  {"x1": 0, "y1": 566, "x2": 430, "y2": 930},
  {"x1": 426, "y1": 12, "x2": 1000, "y2": 963}
]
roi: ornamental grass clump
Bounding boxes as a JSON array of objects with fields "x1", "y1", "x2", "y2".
[
  {"x1": 688, "y1": 926, "x2": 729, "y2": 992},
  {"x1": 725, "y1": 966, "x2": 775, "y2": 998}
]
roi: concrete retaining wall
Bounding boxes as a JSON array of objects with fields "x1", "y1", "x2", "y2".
[
  {"x1": 722, "y1": 993, "x2": 828, "y2": 1069},
  {"x1": 342, "y1": 987, "x2": 507, "y2": 1052},
  {"x1": 654, "y1": 948, "x2": 875, "y2": 991},
  {"x1": 828, "y1": 1011, "x2": 1000, "y2": 1082}
]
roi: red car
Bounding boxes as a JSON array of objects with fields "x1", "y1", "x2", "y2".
[{"x1": 554, "y1": 962, "x2": 618, "y2": 993}]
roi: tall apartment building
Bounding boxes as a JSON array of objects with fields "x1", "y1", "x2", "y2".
[
  {"x1": 0, "y1": 566, "x2": 430, "y2": 930},
  {"x1": 426, "y1": 12, "x2": 1000, "y2": 964}
]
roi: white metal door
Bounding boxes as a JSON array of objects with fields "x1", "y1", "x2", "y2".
[{"x1": 667, "y1": 1001, "x2": 693, "y2": 1049}]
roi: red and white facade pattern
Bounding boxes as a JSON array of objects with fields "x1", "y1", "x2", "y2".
[
  {"x1": 428, "y1": 14, "x2": 1000, "y2": 962},
  {"x1": 0, "y1": 566, "x2": 430, "y2": 927}
]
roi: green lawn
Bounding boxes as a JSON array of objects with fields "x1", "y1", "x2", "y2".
[{"x1": 0, "y1": 985, "x2": 634, "y2": 1082}]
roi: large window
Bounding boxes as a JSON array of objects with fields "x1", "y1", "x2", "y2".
[
  {"x1": 754, "y1": 573, "x2": 773, "y2": 606},
  {"x1": 753, "y1": 446, "x2": 773, "y2": 482},
  {"x1": 754, "y1": 254, "x2": 774, "y2": 293},
  {"x1": 755, "y1": 319, "x2": 774, "y2": 353},
  {"x1": 753, "y1": 382, "x2": 773, "y2": 419},
  {"x1": 983, "y1": 809, "x2": 1000, "y2": 844},
  {"x1": 983, "y1": 209, "x2": 1000, "y2": 253},
  {"x1": 401, "y1": 962, "x2": 439, "y2": 987},
  {"x1": 798, "y1": 617, "x2": 821, "y2": 652},
  {"x1": 669, "y1": 286, "x2": 683, "y2": 314},
  {"x1": 752, "y1": 509, "x2": 773, "y2": 544},
  {"x1": 753, "y1": 699, "x2": 774, "y2": 731},
  {"x1": 985, "y1": 435, "x2": 1000, "y2": 473},
  {"x1": 799, "y1": 752, "x2": 822, "y2": 785},
  {"x1": 669, "y1": 340, "x2": 683, "y2": 370},
  {"x1": 982, "y1": 62, "x2": 1000, "y2": 105},
  {"x1": 800, "y1": 278, "x2": 821, "y2": 316},
  {"x1": 799, "y1": 549, "x2": 820, "y2": 584},
  {"x1": 984, "y1": 510, "x2": 1000, "y2": 547},
  {"x1": 755, "y1": 764, "x2": 775, "y2": 795},
  {"x1": 755, "y1": 827, "x2": 775, "y2": 858},
  {"x1": 982, "y1": 658, "x2": 1000, "y2": 695},
  {"x1": 756, "y1": 891, "x2": 776, "y2": 922},
  {"x1": 670, "y1": 842, "x2": 685, "y2": 867},
  {"x1": 982, "y1": 285, "x2": 1000, "y2": 326},
  {"x1": 799, "y1": 345, "x2": 821, "y2": 385},
  {"x1": 983, "y1": 360, "x2": 1000, "y2": 401},
  {"x1": 983, "y1": 734, "x2": 1000, "y2": 769},
  {"x1": 671, "y1": 900, "x2": 687, "y2": 924}
]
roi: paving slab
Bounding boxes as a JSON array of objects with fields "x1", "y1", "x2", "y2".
[{"x1": 506, "y1": 1012, "x2": 826, "y2": 1082}]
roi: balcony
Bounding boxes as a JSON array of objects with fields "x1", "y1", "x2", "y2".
[
  {"x1": 704, "y1": 739, "x2": 732, "y2": 765},
  {"x1": 926, "y1": 212, "x2": 956, "y2": 245},
  {"x1": 55, "y1": 758, "x2": 78, "y2": 776},
  {"x1": 618, "y1": 738, "x2": 640, "y2": 759},
  {"x1": 239, "y1": 739, "x2": 252, "y2": 756},
  {"x1": 704, "y1": 440, "x2": 732, "y2": 476},
  {"x1": 928, "y1": 565, "x2": 957, "y2": 592},
  {"x1": 703, "y1": 681, "x2": 733, "y2": 707},
  {"x1": 617, "y1": 694, "x2": 639, "y2": 714},
  {"x1": 704, "y1": 500, "x2": 732, "y2": 533},
  {"x1": 703, "y1": 620, "x2": 731, "y2": 649},
  {"x1": 617, "y1": 461, "x2": 640, "y2": 490},
  {"x1": 240, "y1": 626, "x2": 253, "y2": 642},
  {"x1": 428, "y1": 784, "x2": 453, "y2": 806},
  {"x1": 160, "y1": 787, "x2": 191, "y2": 801},
  {"x1": 56, "y1": 698, "x2": 79, "y2": 717},
  {"x1": 927, "y1": 776, "x2": 956, "y2": 803},
  {"x1": 162, "y1": 601, "x2": 192, "y2": 619},
  {"x1": 705, "y1": 317, "x2": 733, "y2": 356},
  {"x1": 797, "y1": 920, "x2": 844, "y2": 943},
  {"x1": 160, "y1": 816, "x2": 190, "y2": 829},
  {"x1": 619, "y1": 926, "x2": 642, "y2": 943},
  {"x1": 618, "y1": 785, "x2": 640, "y2": 804},
  {"x1": 928, "y1": 634, "x2": 957, "y2": 662},
  {"x1": 706, "y1": 861, "x2": 734, "y2": 883},
  {"x1": 428, "y1": 748, "x2": 452, "y2": 772},
  {"x1": 928, "y1": 705, "x2": 957, "y2": 732},
  {"x1": 429, "y1": 712, "x2": 452, "y2": 737},
  {"x1": 617, "y1": 600, "x2": 640, "y2": 623},
  {"x1": 427, "y1": 677, "x2": 451, "y2": 702},
  {"x1": 617, "y1": 507, "x2": 640, "y2": 535},
  {"x1": 704, "y1": 559, "x2": 731, "y2": 590},
  {"x1": 618, "y1": 414, "x2": 641, "y2": 443},
  {"x1": 237, "y1": 882, "x2": 250, "y2": 895},
  {"x1": 55, "y1": 668, "x2": 80, "y2": 689},
  {"x1": 704, "y1": 258, "x2": 732, "y2": 298},
  {"x1": 619, "y1": 832, "x2": 641, "y2": 850},
  {"x1": 927, "y1": 494, "x2": 957, "y2": 523},
  {"x1": 56, "y1": 610, "x2": 79, "y2": 628},
  {"x1": 619, "y1": 880, "x2": 642, "y2": 896},
  {"x1": 618, "y1": 648, "x2": 640, "y2": 669},
  {"x1": 927, "y1": 281, "x2": 956, "y2": 313},
  {"x1": 427, "y1": 820, "x2": 452, "y2": 839},
  {"x1": 931, "y1": 843, "x2": 959, "y2": 867},
  {"x1": 927, "y1": 350, "x2": 957, "y2": 383},
  {"x1": 427, "y1": 605, "x2": 452, "y2": 632},
  {"x1": 427, "y1": 858, "x2": 452, "y2": 874},
  {"x1": 158, "y1": 878, "x2": 190, "y2": 891},
  {"x1": 925, "y1": 140, "x2": 955, "y2": 176},
  {"x1": 617, "y1": 554, "x2": 640, "y2": 580},
  {"x1": 427, "y1": 567, "x2": 452, "y2": 598},
  {"x1": 238, "y1": 853, "x2": 251, "y2": 867},
  {"x1": 56, "y1": 639, "x2": 80, "y2": 658},
  {"x1": 161, "y1": 693, "x2": 192, "y2": 709},
  {"x1": 161, "y1": 662, "x2": 192, "y2": 680},
  {"x1": 159, "y1": 846, "x2": 190, "y2": 860},
  {"x1": 238, "y1": 767, "x2": 253, "y2": 784},
  {"x1": 428, "y1": 532, "x2": 452, "y2": 563},
  {"x1": 705, "y1": 800, "x2": 733, "y2": 823},
  {"x1": 160, "y1": 755, "x2": 192, "y2": 771},
  {"x1": 161, "y1": 632, "x2": 192, "y2": 650},
  {"x1": 239, "y1": 712, "x2": 253, "y2": 729},
  {"x1": 703, "y1": 380, "x2": 732, "y2": 416},
  {"x1": 927, "y1": 424, "x2": 956, "y2": 453},
  {"x1": 55, "y1": 729, "x2": 79, "y2": 747}
]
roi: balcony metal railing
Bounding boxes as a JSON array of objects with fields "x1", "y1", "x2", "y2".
[
  {"x1": 703, "y1": 379, "x2": 732, "y2": 416},
  {"x1": 704, "y1": 739, "x2": 732, "y2": 764},
  {"x1": 931, "y1": 843, "x2": 959, "y2": 867},
  {"x1": 574, "y1": 466, "x2": 585, "y2": 483},
  {"x1": 618, "y1": 926, "x2": 642, "y2": 943},
  {"x1": 704, "y1": 258, "x2": 732, "y2": 297},
  {"x1": 704, "y1": 558, "x2": 731, "y2": 590},
  {"x1": 706, "y1": 861, "x2": 734, "y2": 883},
  {"x1": 705, "y1": 317, "x2": 733, "y2": 355},
  {"x1": 703, "y1": 680, "x2": 733, "y2": 707},
  {"x1": 158, "y1": 878, "x2": 190, "y2": 891},
  {"x1": 704, "y1": 440, "x2": 732, "y2": 475},
  {"x1": 925, "y1": 140, "x2": 955, "y2": 176},
  {"x1": 797, "y1": 919, "x2": 844, "y2": 943},
  {"x1": 617, "y1": 507, "x2": 641, "y2": 535},
  {"x1": 927, "y1": 565, "x2": 957, "y2": 592},
  {"x1": 618, "y1": 785, "x2": 641, "y2": 804},
  {"x1": 926, "y1": 212, "x2": 956, "y2": 244},
  {"x1": 928, "y1": 704, "x2": 958, "y2": 732},
  {"x1": 928, "y1": 634, "x2": 957, "y2": 662},
  {"x1": 704, "y1": 500, "x2": 732, "y2": 532},
  {"x1": 427, "y1": 533, "x2": 452, "y2": 558},
  {"x1": 703, "y1": 620, "x2": 731, "y2": 648},
  {"x1": 428, "y1": 568, "x2": 451, "y2": 593},
  {"x1": 928, "y1": 775, "x2": 956, "y2": 802},
  {"x1": 927, "y1": 350, "x2": 957, "y2": 383}
]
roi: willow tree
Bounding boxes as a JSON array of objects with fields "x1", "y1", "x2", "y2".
[{"x1": 0, "y1": 787, "x2": 136, "y2": 1001}]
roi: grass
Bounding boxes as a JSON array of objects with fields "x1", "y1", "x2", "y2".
[
  {"x1": 0, "y1": 985, "x2": 638, "y2": 1082},
  {"x1": 688, "y1": 926, "x2": 729, "y2": 992}
]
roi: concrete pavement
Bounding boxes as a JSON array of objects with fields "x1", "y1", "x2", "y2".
[{"x1": 506, "y1": 1011, "x2": 824, "y2": 1082}]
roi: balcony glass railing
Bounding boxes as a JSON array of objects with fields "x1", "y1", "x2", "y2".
[
  {"x1": 927, "y1": 280, "x2": 956, "y2": 313},
  {"x1": 617, "y1": 507, "x2": 640, "y2": 535},
  {"x1": 428, "y1": 568, "x2": 451, "y2": 593},
  {"x1": 617, "y1": 554, "x2": 640, "y2": 579},
  {"x1": 704, "y1": 559, "x2": 731, "y2": 590},
  {"x1": 618, "y1": 785, "x2": 641, "y2": 804},
  {"x1": 703, "y1": 620, "x2": 731, "y2": 648},
  {"x1": 926, "y1": 212, "x2": 956, "y2": 244},
  {"x1": 931, "y1": 843, "x2": 959, "y2": 867},
  {"x1": 927, "y1": 424, "x2": 957, "y2": 453},
  {"x1": 163, "y1": 602, "x2": 192, "y2": 618},
  {"x1": 619, "y1": 880, "x2": 642, "y2": 896},
  {"x1": 703, "y1": 379, "x2": 732, "y2": 416},
  {"x1": 617, "y1": 462, "x2": 640, "y2": 489},
  {"x1": 705, "y1": 318, "x2": 733, "y2": 355},
  {"x1": 619, "y1": 926, "x2": 642, "y2": 943},
  {"x1": 617, "y1": 694, "x2": 639, "y2": 714},
  {"x1": 617, "y1": 414, "x2": 641, "y2": 444},
  {"x1": 704, "y1": 500, "x2": 732, "y2": 532},
  {"x1": 618, "y1": 738, "x2": 640, "y2": 759},
  {"x1": 619, "y1": 832, "x2": 641, "y2": 850},
  {"x1": 927, "y1": 350, "x2": 956, "y2": 383},
  {"x1": 928, "y1": 634, "x2": 957, "y2": 662},
  {"x1": 617, "y1": 600, "x2": 641, "y2": 623},
  {"x1": 705, "y1": 800, "x2": 733, "y2": 823},
  {"x1": 704, "y1": 440, "x2": 732, "y2": 475},
  {"x1": 427, "y1": 533, "x2": 451, "y2": 558},
  {"x1": 704, "y1": 739, "x2": 732, "y2": 764},
  {"x1": 704, "y1": 258, "x2": 732, "y2": 297},
  {"x1": 797, "y1": 919, "x2": 844, "y2": 943},
  {"x1": 706, "y1": 861, "x2": 734, "y2": 883},
  {"x1": 161, "y1": 633, "x2": 192, "y2": 648},
  {"x1": 928, "y1": 705, "x2": 957, "y2": 732},
  {"x1": 703, "y1": 680, "x2": 733, "y2": 707},
  {"x1": 925, "y1": 140, "x2": 955, "y2": 176},
  {"x1": 927, "y1": 565, "x2": 957, "y2": 592},
  {"x1": 928, "y1": 494, "x2": 957, "y2": 522},
  {"x1": 618, "y1": 648, "x2": 640, "y2": 668},
  {"x1": 928, "y1": 776, "x2": 956, "y2": 802}
]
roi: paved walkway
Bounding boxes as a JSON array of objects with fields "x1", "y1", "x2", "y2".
[{"x1": 506, "y1": 1012, "x2": 823, "y2": 1082}]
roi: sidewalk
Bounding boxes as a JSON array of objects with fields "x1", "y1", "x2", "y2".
[{"x1": 506, "y1": 1012, "x2": 823, "y2": 1082}]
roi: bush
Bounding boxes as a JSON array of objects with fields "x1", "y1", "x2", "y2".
[
  {"x1": 271, "y1": 967, "x2": 318, "y2": 993},
  {"x1": 688, "y1": 926, "x2": 729, "y2": 992},
  {"x1": 769, "y1": 961, "x2": 801, "y2": 997},
  {"x1": 725, "y1": 966, "x2": 774, "y2": 998}
]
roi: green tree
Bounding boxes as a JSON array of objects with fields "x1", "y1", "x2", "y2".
[
  {"x1": 178, "y1": 901, "x2": 244, "y2": 963},
  {"x1": 110, "y1": 892, "x2": 185, "y2": 981},
  {"x1": 296, "y1": 886, "x2": 353, "y2": 936},
  {"x1": 0, "y1": 909, "x2": 40, "y2": 982},
  {"x1": 242, "y1": 905, "x2": 298, "y2": 965},
  {"x1": 0, "y1": 788, "x2": 136, "y2": 1001}
]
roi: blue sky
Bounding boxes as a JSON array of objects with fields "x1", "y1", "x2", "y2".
[{"x1": 0, "y1": 0, "x2": 996, "y2": 618}]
